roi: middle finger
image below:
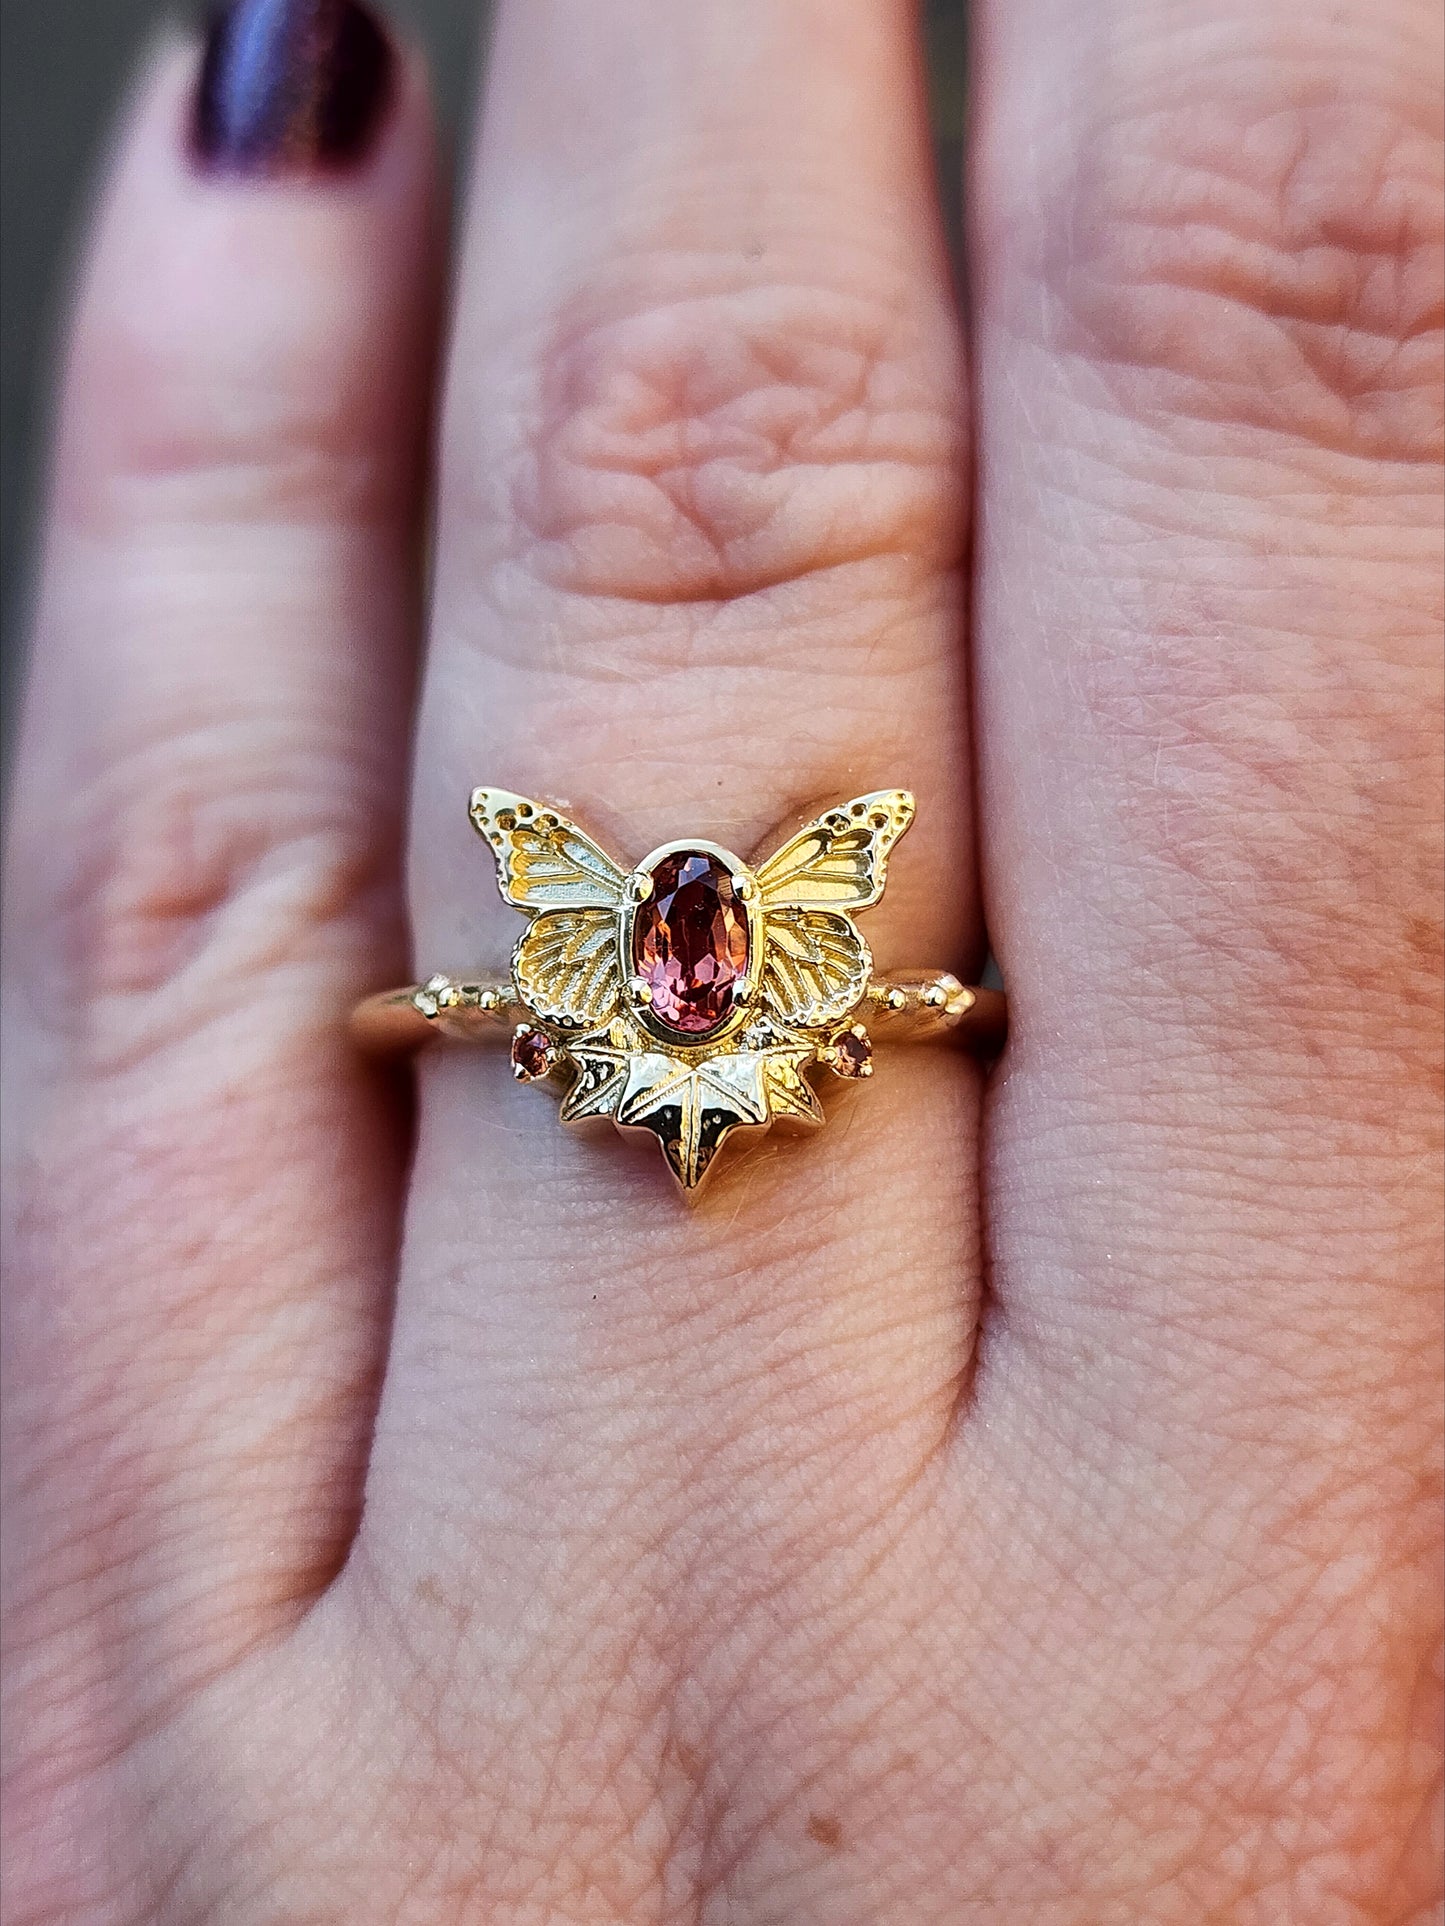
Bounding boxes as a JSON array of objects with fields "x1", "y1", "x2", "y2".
[{"x1": 369, "y1": 0, "x2": 979, "y2": 1570}]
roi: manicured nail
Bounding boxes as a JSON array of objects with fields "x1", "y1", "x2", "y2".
[{"x1": 192, "y1": 0, "x2": 395, "y2": 175}]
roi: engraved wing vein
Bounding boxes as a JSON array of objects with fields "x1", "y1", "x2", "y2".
[
  {"x1": 515, "y1": 909, "x2": 621, "y2": 1027},
  {"x1": 760, "y1": 908, "x2": 871, "y2": 1027}
]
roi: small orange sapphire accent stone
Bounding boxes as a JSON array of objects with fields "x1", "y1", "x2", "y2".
[
  {"x1": 831, "y1": 1028, "x2": 873, "y2": 1078},
  {"x1": 511, "y1": 1026, "x2": 555, "y2": 1082},
  {"x1": 632, "y1": 850, "x2": 749, "y2": 1038}
]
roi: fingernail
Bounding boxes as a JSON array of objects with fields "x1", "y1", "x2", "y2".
[{"x1": 191, "y1": 0, "x2": 395, "y2": 175}]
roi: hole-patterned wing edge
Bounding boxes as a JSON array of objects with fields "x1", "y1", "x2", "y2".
[
  {"x1": 470, "y1": 788, "x2": 628, "y2": 912},
  {"x1": 753, "y1": 790, "x2": 915, "y2": 912}
]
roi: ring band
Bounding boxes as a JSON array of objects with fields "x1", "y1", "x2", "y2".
[
  {"x1": 351, "y1": 786, "x2": 1006, "y2": 1192},
  {"x1": 353, "y1": 970, "x2": 1007, "y2": 1054}
]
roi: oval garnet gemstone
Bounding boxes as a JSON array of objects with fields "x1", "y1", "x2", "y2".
[{"x1": 632, "y1": 850, "x2": 749, "y2": 1038}]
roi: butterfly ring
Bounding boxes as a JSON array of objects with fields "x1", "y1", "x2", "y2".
[{"x1": 352, "y1": 787, "x2": 1006, "y2": 1192}]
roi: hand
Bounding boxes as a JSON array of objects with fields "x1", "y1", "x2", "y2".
[{"x1": 4, "y1": 0, "x2": 1440, "y2": 1918}]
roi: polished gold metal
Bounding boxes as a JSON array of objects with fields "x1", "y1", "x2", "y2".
[
  {"x1": 352, "y1": 788, "x2": 1006, "y2": 1193},
  {"x1": 350, "y1": 970, "x2": 1006, "y2": 1055}
]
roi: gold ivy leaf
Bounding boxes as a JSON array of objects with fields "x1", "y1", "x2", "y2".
[
  {"x1": 559, "y1": 1020, "x2": 637, "y2": 1124},
  {"x1": 557, "y1": 1016, "x2": 826, "y2": 1190},
  {"x1": 615, "y1": 1051, "x2": 769, "y2": 1190}
]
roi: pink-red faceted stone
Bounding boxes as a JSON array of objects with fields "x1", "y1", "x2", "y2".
[
  {"x1": 832, "y1": 1029, "x2": 873, "y2": 1078},
  {"x1": 510, "y1": 1026, "x2": 554, "y2": 1081},
  {"x1": 632, "y1": 850, "x2": 749, "y2": 1038}
]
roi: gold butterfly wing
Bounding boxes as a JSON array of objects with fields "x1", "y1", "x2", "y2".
[
  {"x1": 752, "y1": 790, "x2": 916, "y2": 1028},
  {"x1": 469, "y1": 788, "x2": 628, "y2": 1029}
]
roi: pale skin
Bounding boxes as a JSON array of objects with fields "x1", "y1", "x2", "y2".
[{"x1": 2, "y1": 0, "x2": 1441, "y2": 1917}]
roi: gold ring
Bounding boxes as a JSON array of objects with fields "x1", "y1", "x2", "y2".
[{"x1": 352, "y1": 788, "x2": 1006, "y2": 1192}]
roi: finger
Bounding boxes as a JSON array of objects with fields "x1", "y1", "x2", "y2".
[
  {"x1": 968, "y1": 0, "x2": 1442, "y2": 1895},
  {"x1": 973, "y1": 0, "x2": 1442, "y2": 1409},
  {"x1": 365, "y1": 0, "x2": 977, "y2": 1567},
  {"x1": 2, "y1": 2, "x2": 439, "y2": 1718}
]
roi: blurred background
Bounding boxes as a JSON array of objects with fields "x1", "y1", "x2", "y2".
[{"x1": 0, "y1": 0, "x2": 966, "y2": 741}]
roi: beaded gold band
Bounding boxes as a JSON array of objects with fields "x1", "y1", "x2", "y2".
[
  {"x1": 353, "y1": 970, "x2": 1006, "y2": 1055},
  {"x1": 351, "y1": 787, "x2": 1006, "y2": 1192}
]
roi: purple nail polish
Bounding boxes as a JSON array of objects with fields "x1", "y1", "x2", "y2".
[{"x1": 192, "y1": 0, "x2": 395, "y2": 175}]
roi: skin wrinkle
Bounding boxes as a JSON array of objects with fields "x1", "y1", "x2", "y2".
[
  {"x1": 457, "y1": 268, "x2": 964, "y2": 607},
  {"x1": 994, "y1": 26, "x2": 1445, "y2": 463},
  {"x1": 5, "y1": 1050, "x2": 400, "y2": 1818},
  {"x1": 993, "y1": 1523, "x2": 1418, "y2": 1915},
  {"x1": 338, "y1": 1306, "x2": 972, "y2": 1920},
  {"x1": 374, "y1": 1285, "x2": 963, "y2": 1606},
  {"x1": 980, "y1": 546, "x2": 1443, "y2": 1055},
  {"x1": 10, "y1": 628, "x2": 407, "y2": 1004},
  {"x1": 439, "y1": 590, "x2": 954, "y2": 695},
  {"x1": 8, "y1": 1590, "x2": 262, "y2": 1924},
  {"x1": 985, "y1": 389, "x2": 1443, "y2": 552},
  {"x1": 624, "y1": 1529, "x2": 937, "y2": 1919}
]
